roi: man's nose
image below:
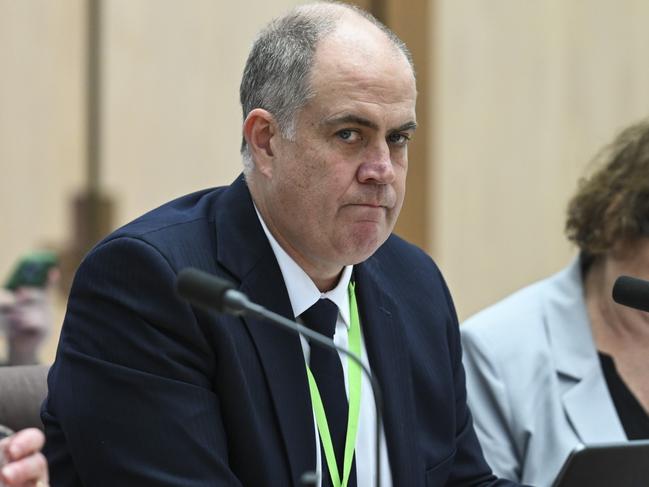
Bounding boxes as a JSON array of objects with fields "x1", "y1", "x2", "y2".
[{"x1": 357, "y1": 142, "x2": 395, "y2": 184}]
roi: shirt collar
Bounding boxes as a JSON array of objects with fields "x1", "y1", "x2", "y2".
[{"x1": 254, "y1": 205, "x2": 352, "y2": 328}]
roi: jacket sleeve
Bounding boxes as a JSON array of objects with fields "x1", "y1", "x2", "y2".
[
  {"x1": 426, "y1": 271, "x2": 525, "y2": 487},
  {"x1": 43, "y1": 236, "x2": 242, "y2": 486},
  {"x1": 460, "y1": 324, "x2": 522, "y2": 483}
]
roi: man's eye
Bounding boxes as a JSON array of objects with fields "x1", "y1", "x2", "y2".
[
  {"x1": 336, "y1": 129, "x2": 359, "y2": 142},
  {"x1": 388, "y1": 133, "x2": 411, "y2": 146}
]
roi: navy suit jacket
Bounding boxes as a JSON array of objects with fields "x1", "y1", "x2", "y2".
[{"x1": 43, "y1": 175, "x2": 518, "y2": 486}]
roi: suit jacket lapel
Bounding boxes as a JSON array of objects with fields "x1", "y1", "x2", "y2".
[
  {"x1": 545, "y1": 259, "x2": 626, "y2": 443},
  {"x1": 355, "y1": 258, "x2": 420, "y2": 486},
  {"x1": 240, "y1": 261, "x2": 317, "y2": 484},
  {"x1": 215, "y1": 176, "x2": 316, "y2": 484}
]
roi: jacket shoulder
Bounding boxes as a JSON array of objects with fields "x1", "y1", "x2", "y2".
[
  {"x1": 460, "y1": 264, "x2": 580, "y2": 368},
  {"x1": 83, "y1": 186, "x2": 229, "y2": 273}
]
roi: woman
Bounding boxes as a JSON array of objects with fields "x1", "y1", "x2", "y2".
[
  {"x1": 0, "y1": 427, "x2": 48, "y2": 487},
  {"x1": 461, "y1": 120, "x2": 649, "y2": 486}
]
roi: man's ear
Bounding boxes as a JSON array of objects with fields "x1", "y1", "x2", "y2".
[{"x1": 243, "y1": 108, "x2": 278, "y2": 178}]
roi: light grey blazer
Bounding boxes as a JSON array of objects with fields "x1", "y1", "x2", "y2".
[{"x1": 460, "y1": 258, "x2": 626, "y2": 487}]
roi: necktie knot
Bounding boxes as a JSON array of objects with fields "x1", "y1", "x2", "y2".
[{"x1": 301, "y1": 298, "x2": 339, "y2": 339}]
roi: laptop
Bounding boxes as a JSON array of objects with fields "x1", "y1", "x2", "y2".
[{"x1": 552, "y1": 440, "x2": 649, "y2": 487}]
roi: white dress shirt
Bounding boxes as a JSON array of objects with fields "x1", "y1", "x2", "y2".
[{"x1": 255, "y1": 207, "x2": 392, "y2": 487}]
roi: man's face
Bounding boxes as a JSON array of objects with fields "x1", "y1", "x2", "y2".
[{"x1": 255, "y1": 24, "x2": 417, "y2": 284}]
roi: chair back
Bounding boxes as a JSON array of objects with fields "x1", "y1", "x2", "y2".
[{"x1": 0, "y1": 365, "x2": 49, "y2": 432}]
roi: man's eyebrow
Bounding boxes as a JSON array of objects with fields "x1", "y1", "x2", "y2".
[
  {"x1": 322, "y1": 114, "x2": 418, "y2": 133},
  {"x1": 394, "y1": 121, "x2": 418, "y2": 132},
  {"x1": 323, "y1": 114, "x2": 379, "y2": 130}
]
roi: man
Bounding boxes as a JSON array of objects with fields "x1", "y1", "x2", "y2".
[{"x1": 43, "y1": 3, "x2": 520, "y2": 486}]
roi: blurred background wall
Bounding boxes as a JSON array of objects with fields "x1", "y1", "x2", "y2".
[
  {"x1": 431, "y1": 0, "x2": 649, "y2": 318},
  {"x1": 1, "y1": 0, "x2": 649, "y2": 363}
]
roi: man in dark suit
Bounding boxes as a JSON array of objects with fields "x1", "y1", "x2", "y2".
[{"x1": 43, "y1": 3, "x2": 520, "y2": 486}]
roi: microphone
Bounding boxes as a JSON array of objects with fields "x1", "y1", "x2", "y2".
[
  {"x1": 176, "y1": 267, "x2": 384, "y2": 487},
  {"x1": 612, "y1": 275, "x2": 649, "y2": 313},
  {"x1": 176, "y1": 267, "x2": 253, "y2": 315}
]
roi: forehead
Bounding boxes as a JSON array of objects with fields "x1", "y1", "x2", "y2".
[{"x1": 305, "y1": 27, "x2": 417, "y2": 126}]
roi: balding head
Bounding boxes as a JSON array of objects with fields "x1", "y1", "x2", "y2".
[{"x1": 239, "y1": 1, "x2": 414, "y2": 173}]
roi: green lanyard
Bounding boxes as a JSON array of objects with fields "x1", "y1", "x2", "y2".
[{"x1": 305, "y1": 281, "x2": 362, "y2": 487}]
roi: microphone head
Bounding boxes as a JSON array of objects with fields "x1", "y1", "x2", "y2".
[
  {"x1": 612, "y1": 275, "x2": 649, "y2": 313},
  {"x1": 176, "y1": 267, "x2": 236, "y2": 313}
]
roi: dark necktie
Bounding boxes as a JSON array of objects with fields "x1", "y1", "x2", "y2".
[{"x1": 301, "y1": 298, "x2": 357, "y2": 487}]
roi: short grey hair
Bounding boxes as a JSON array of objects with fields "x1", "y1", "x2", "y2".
[{"x1": 239, "y1": 1, "x2": 414, "y2": 173}]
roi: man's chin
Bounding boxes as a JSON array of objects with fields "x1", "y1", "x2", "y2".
[{"x1": 343, "y1": 227, "x2": 391, "y2": 263}]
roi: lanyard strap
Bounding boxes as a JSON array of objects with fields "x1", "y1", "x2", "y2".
[{"x1": 305, "y1": 281, "x2": 362, "y2": 487}]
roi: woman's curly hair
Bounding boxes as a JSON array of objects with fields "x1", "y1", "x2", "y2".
[{"x1": 566, "y1": 119, "x2": 649, "y2": 257}]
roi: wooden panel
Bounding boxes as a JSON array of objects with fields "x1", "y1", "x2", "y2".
[{"x1": 379, "y1": 0, "x2": 431, "y2": 251}]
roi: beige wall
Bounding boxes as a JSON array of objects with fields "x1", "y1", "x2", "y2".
[
  {"x1": 0, "y1": 0, "x2": 304, "y2": 280},
  {"x1": 0, "y1": 1, "x2": 86, "y2": 363},
  {"x1": 0, "y1": 0, "x2": 303, "y2": 363},
  {"x1": 0, "y1": 0, "x2": 85, "y2": 283},
  {"x1": 102, "y1": 0, "x2": 303, "y2": 224},
  {"x1": 431, "y1": 0, "x2": 649, "y2": 320}
]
